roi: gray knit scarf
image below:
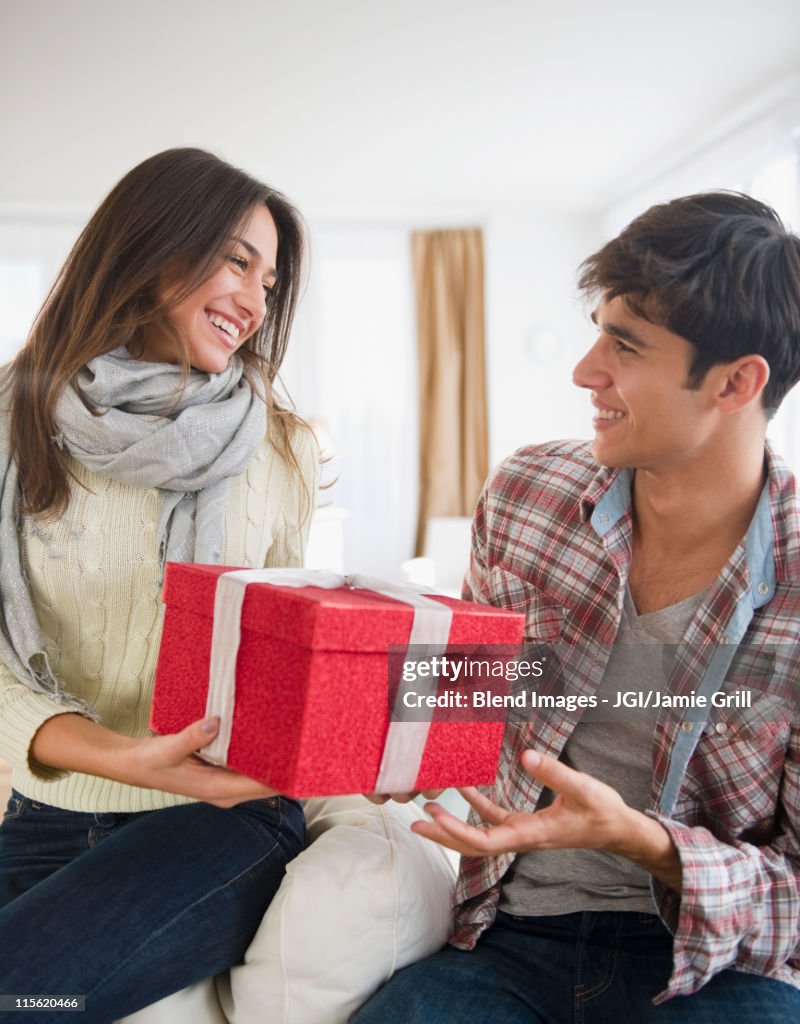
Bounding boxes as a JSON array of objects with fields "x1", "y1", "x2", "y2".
[{"x1": 0, "y1": 347, "x2": 267, "y2": 707}]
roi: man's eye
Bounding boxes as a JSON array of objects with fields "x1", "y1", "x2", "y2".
[{"x1": 614, "y1": 339, "x2": 636, "y2": 355}]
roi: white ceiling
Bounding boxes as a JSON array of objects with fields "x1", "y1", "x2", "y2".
[{"x1": 2, "y1": 0, "x2": 800, "y2": 219}]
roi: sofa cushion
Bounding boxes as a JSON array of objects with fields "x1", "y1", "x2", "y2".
[
  {"x1": 217, "y1": 794, "x2": 456, "y2": 1024},
  {"x1": 116, "y1": 978, "x2": 227, "y2": 1024}
]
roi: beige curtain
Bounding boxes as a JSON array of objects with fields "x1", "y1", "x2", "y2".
[{"x1": 411, "y1": 228, "x2": 489, "y2": 556}]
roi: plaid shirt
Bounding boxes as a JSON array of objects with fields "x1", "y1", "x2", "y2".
[{"x1": 455, "y1": 439, "x2": 800, "y2": 1002}]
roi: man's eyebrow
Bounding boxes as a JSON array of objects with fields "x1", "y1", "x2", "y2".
[
  {"x1": 590, "y1": 308, "x2": 648, "y2": 348},
  {"x1": 231, "y1": 236, "x2": 277, "y2": 281}
]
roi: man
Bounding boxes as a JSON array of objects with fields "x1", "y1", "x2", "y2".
[{"x1": 355, "y1": 193, "x2": 800, "y2": 1021}]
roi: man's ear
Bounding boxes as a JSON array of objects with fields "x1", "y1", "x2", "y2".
[{"x1": 714, "y1": 355, "x2": 770, "y2": 412}]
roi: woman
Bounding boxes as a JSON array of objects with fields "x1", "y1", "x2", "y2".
[{"x1": 0, "y1": 148, "x2": 317, "y2": 1019}]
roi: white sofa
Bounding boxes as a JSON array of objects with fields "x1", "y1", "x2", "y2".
[{"x1": 118, "y1": 795, "x2": 456, "y2": 1024}]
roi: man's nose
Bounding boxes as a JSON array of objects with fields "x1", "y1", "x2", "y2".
[{"x1": 572, "y1": 338, "x2": 611, "y2": 391}]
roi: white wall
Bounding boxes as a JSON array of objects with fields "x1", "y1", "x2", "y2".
[{"x1": 484, "y1": 209, "x2": 603, "y2": 467}]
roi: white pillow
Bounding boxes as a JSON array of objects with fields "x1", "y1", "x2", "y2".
[
  {"x1": 217, "y1": 795, "x2": 456, "y2": 1024},
  {"x1": 116, "y1": 979, "x2": 227, "y2": 1024}
]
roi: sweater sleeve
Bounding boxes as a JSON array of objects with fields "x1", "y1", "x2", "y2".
[{"x1": 0, "y1": 663, "x2": 82, "y2": 781}]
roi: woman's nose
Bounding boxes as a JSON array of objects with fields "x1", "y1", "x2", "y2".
[{"x1": 238, "y1": 276, "x2": 267, "y2": 323}]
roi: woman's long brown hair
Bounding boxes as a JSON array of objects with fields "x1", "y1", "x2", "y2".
[{"x1": 9, "y1": 147, "x2": 308, "y2": 517}]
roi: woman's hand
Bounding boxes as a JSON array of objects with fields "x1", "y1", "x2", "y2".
[
  {"x1": 365, "y1": 789, "x2": 445, "y2": 805},
  {"x1": 31, "y1": 713, "x2": 276, "y2": 807},
  {"x1": 126, "y1": 717, "x2": 277, "y2": 807}
]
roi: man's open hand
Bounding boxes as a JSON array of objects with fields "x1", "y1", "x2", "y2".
[{"x1": 410, "y1": 750, "x2": 682, "y2": 890}]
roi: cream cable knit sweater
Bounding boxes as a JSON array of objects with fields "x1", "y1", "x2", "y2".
[{"x1": 0, "y1": 425, "x2": 318, "y2": 813}]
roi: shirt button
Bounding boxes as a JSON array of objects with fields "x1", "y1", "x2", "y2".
[
  {"x1": 757, "y1": 582, "x2": 769, "y2": 596},
  {"x1": 681, "y1": 721, "x2": 694, "y2": 733},
  {"x1": 715, "y1": 722, "x2": 728, "y2": 734},
  {"x1": 598, "y1": 514, "x2": 609, "y2": 524}
]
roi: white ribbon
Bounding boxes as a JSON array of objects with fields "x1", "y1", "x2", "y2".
[{"x1": 202, "y1": 568, "x2": 453, "y2": 792}]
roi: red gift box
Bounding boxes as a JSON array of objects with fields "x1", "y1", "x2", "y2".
[{"x1": 150, "y1": 564, "x2": 525, "y2": 797}]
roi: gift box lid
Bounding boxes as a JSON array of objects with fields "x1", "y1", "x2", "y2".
[{"x1": 163, "y1": 563, "x2": 524, "y2": 653}]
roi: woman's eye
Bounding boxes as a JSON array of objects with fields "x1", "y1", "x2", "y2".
[{"x1": 229, "y1": 254, "x2": 249, "y2": 271}]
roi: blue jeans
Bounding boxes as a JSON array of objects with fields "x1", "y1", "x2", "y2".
[
  {"x1": 0, "y1": 790, "x2": 305, "y2": 1022},
  {"x1": 351, "y1": 909, "x2": 800, "y2": 1023}
]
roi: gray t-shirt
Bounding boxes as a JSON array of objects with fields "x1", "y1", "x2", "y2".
[{"x1": 499, "y1": 587, "x2": 705, "y2": 917}]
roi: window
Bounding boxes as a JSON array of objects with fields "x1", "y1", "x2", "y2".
[{"x1": 283, "y1": 227, "x2": 418, "y2": 577}]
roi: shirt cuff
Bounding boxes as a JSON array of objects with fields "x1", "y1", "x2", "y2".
[{"x1": 646, "y1": 809, "x2": 753, "y2": 1002}]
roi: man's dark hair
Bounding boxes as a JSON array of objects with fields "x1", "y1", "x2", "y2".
[{"x1": 578, "y1": 192, "x2": 800, "y2": 413}]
